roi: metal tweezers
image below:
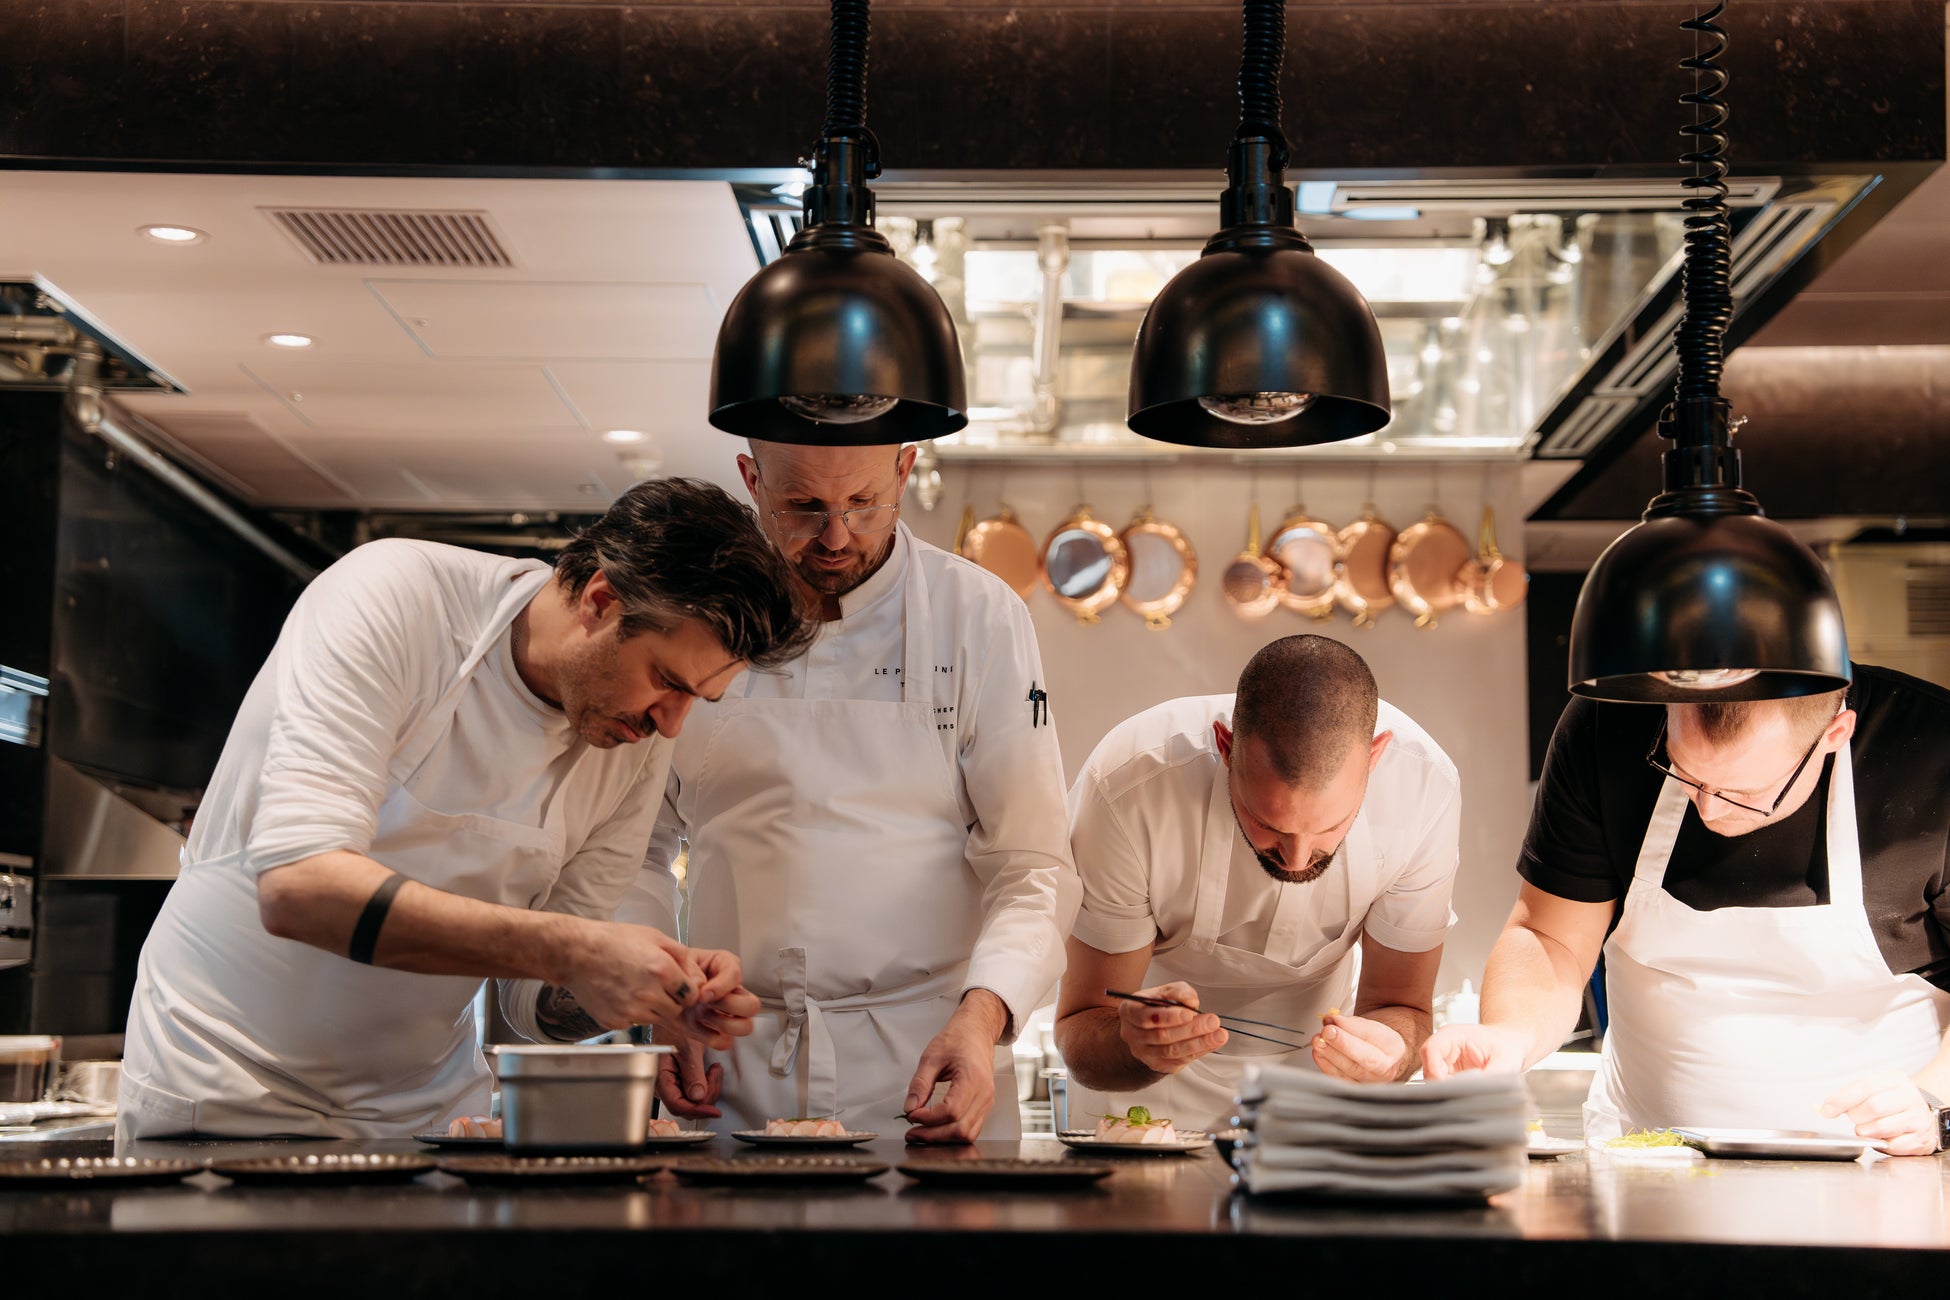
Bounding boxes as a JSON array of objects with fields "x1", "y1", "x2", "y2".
[{"x1": 1104, "y1": 989, "x2": 1314, "y2": 1051}]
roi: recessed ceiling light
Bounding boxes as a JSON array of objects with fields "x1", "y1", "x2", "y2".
[
  {"x1": 601, "y1": 429, "x2": 646, "y2": 444},
  {"x1": 140, "y1": 225, "x2": 207, "y2": 245},
  {"x1": 264, "y1": 333, "x2": 314, "y2": 349}
]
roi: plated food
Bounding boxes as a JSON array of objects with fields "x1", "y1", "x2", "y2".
[
  {"x1": 765, "y1": 1117, "x2": 848, "y2": 1138},
  {"x1": 1059, "y1": 1109, "x2": 1212, "y2": 1155},
  {"x1": 1094, "y1": 1105, "x2": 1181, "y2": 1145},
  {"x1": 733, "y1": 1119, "x2": 876, "y2": 1147},
  {"x1": 433, "y1": 1114, "x2": 707, "y2": 1146}
]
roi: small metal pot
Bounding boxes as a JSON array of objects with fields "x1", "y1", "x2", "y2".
[
  {"x1": 960, "y1": 503, "x2": 1041, "y2": 600},
  {"x1": 1334, "y1": 506, "x2": 1397, "y2": 628},
  {"x1": 1265, "y1": 505, "x2": 1340, "y2": 621},
  {"x1": 1459, "y1": 505, "x2": 1530, "y2": 614},
  {"x1": 1040, "y1": 505, "x2": 1130, "y2": 624},
  {"x1": 1388, "y1": 508, "x2": 1472, "y2": 630},
  {"x1": 494, "y1": 1044, "x2": 670, "y2": 1153},
  {"x1": 1119, "y1": 506, "x2": 1198, "y2": 630},
  {"x1": 1223, "y1": 500, "x2": 1286, "y2": 619}
]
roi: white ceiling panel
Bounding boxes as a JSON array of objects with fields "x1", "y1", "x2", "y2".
[
  {"x1": 0, "y1": 170, "x2": 759, "y2": 510},
  {"x1": 370, "y1": 280, "x2": 719, "y2": 361},
  {"x1": 238, "y1": 360, "x2": 578, "y2": 432}
]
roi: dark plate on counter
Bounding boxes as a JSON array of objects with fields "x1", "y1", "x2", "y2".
[
  {"x1": 669, "y1": 1155, "x2": 890, "y2": 1186},
  {"x1": 414, "y1": 1132, "x2": 503, "y2": 1150},
  {"x1": 0, "y1": 1157, "x2": 204, "y2": 1189},
  {"x1": 208, "y1": 1153, "x2": 437, "y2": 1186},
  {"x1": 433, "y1": 1155, "x2": 665, "y2": 1186},
  {"x1": 896, "y1": 1157, "x2": 1114, "y2": 1189}
]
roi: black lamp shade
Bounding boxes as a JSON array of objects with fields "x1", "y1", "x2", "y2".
[
  {"x1": 1127, "y1": 245, "x2": 1392, "y2": 450},
  {"x1": 709, "y1": 238, "x2": 967, "y2": 446},
  {"x1": 1567, "y1": 512, "x2": 1851, "y2": 703}
]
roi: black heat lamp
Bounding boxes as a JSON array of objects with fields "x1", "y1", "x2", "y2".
[
  {"x1": 708, "y1": 0, "x2": 966, "y2": 445},
  {"x1": 1126, "y1": 0, "x2": 1390, "y2": 450},
  {"x1": 1567, "y1": 3, "x2": 1849, "y2": 703}
]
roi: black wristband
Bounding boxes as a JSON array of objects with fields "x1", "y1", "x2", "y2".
[{"x1": 347, "y1": 872, "x2": 408, "y2": 965}]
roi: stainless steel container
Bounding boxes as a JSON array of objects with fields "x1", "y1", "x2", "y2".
[{"x1": 493, "y1": 1044, "x2": 669, "y2": 1153}]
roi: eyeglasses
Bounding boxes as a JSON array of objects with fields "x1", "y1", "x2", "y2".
[
  {"x1": 767, "y1": 503, "x2": 899, "y2": 540},
  {"x1": 1644, "y1": 715, "x2": 1831, "y2": 817}
]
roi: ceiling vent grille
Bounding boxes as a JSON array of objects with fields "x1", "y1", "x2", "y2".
[
  {"x1": 263, "y1": 208, "x2": 513, "y2": 269},
  {"x1": 1910, "y1": 565, "x2": 1950, "y2": 638}
]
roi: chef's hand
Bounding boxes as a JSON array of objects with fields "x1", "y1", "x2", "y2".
[
  {"x1": 1116, "y1": 981, "x2": 1227, "y2": 1076},
  {"x1": 678, "y1": 950, "x2": 760, "y2": 1050},
  {"x1": 1312, "y1": 1012, "x2": 1408, "y2": 1083},
  {"x1": 563, "y1": 921, "x2": 706, "y2": 1034},
  {"x1": 1420, "y1": 1023, "x2": 1530, "y2": 1080},
  {"x1": 655, "y1": 1038, "x2": 725, "y2": 1119},
  {"x1": 902, "y1": 990, "x2": 1008, "y2": 1144},
  {"x1": 1821, "y1": 1071, "x2": 1942, "y2": 1156}
]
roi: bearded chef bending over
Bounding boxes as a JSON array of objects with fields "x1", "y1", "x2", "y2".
[
  {"x1": 1056, "y1": 635, "x2": 1462, "y2": 1133},
  {"x1": 119, "y1": 479, "x2": 812, "y2": 1141},
  {"x1": 1424, "y1": 665, "x2": 1950, "y2": 1156},
  {"x1": 626, "y1": 440, "x2": 1080, "y2": 1144}
]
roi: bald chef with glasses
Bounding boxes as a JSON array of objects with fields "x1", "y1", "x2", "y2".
[
  {"x1": 1425, "y1": 662, "x2": 1950, "y2": 1156},
  {"x1": 621, "y1": 439, "x2": 1079, "y2": 1144}
]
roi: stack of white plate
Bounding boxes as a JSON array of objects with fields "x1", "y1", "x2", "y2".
[{"x1": 1230, "y1": 1062, "x2": 1529, "y2": 1201}]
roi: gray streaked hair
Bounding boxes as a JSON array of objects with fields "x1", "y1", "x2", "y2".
[{"x1": 554, "y1": 477, "x2": 815, "y2": 671}]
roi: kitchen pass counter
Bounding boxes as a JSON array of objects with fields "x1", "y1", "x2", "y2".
[{"x1": 6, "y1": 1136, "x2": 1948, "y2": 1297}]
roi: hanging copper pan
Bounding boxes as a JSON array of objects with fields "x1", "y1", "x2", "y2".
[
  {"x1": 1388, "y1": 507, "x2": 1472, "y2": 629},
  {"x1": 961, "y1": 503, "x2": 1041, "y2": 600},
  {"x1": 1119, "y1": 506, "x2": 1197, "y2": 630},
  {"x1": 1222, "y1": 500, "x2": 1285, "y2": 619},
  {"x1": 1040, "y1": 505, "x2": 1129, "y2": 624},
  {"x1": 1265, "y1": 503, "x2": 1339, "y2": 622},
  {"x1": 1334, "y1": 505, "x2": 1397, "y2": 628},
  {"x1": 1459, "y1": 505, "x2": 1529, "y2": 614}
]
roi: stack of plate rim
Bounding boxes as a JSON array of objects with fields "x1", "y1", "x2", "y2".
[{"x1": 1229, "y1": 1062, "x2": 1530, "y2": 1202}]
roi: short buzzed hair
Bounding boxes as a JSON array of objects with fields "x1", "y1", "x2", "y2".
[
  {"x1": 1687, "y1": 688, "x2": 1847, "y2": 747},
  {"x1": 1231, "y1": 635, "x2": 1379, "y2": 789}
]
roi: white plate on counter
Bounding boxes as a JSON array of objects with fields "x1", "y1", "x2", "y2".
[
  {"x1": 1670, "y1": 1128, "x2": 1873, "y2": 1161},
  {"x1": 731, "y1": 1130, "x2": 877, "y2": 1147},
  {"x1": 1056, "y1": 1129, "x2": 1212, "y2": 1155}
]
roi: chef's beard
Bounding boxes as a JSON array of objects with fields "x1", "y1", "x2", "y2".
[
  {"x1": 791, "y1": 532, "x2": 895, "y2": 597},
  {"x1": 552, "y1": 630, "x2": 652, "y2": 749},
  {"x1": 1233, "y1": 808, "x2": 1336, "y2": 885}
]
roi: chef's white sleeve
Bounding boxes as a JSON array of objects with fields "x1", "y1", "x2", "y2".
[
  {"x1": 241, "y1": 541, "x2": 434, "y2": 877},
  {"x1": 1362, "y1": 764, "x2": 1462, "y2": 954},
  {"x1": 1065, "y1": 766, "x2": 1162, "y2": 957},
  {"x1": 955, "y1": 591, "x2": 1082, "y2": 1040},
  {"x1": 498, "y1": 740, "x2": 675, "y2": 1043}
]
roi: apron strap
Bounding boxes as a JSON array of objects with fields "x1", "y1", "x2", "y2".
[
  {"x1": 393, "y1": 566, "x2": 552, "y2": 780},
  {"x1": 1188, "y1": 760, "x2": 1238, "y2": 954}
]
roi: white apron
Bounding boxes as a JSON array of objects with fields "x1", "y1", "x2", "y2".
[
  {"x1": 1585, "y1": 742, "x2": 1950, "y2": 1139},
  {"x1": 120, "y1": 568, "x2": 601, "y2": 1141},
  {"x1": 1070, "y1": 766, "x2": 1366, "y2": 1133},
  {"x1": 680, "y1": 558, "x2": 1016, "y2": 1136}
]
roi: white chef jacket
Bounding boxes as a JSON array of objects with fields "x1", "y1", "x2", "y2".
[
  {"x1": 1070, "y1": 694, "x2": 1459, "y2": 969},
  {"x1": 631, "y1": 523, "x2": 1080, "y2": 1040},
  {"x1": 121, "y1": 539, "x2": 670, "y2": 1136}
]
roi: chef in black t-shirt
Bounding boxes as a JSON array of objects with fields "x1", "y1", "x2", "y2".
[{"x1": 1424, "y1": 663, "x2": 1950, "y2": 1156}]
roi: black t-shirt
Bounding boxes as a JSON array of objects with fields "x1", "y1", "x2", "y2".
[{"x1": 1519, "y1": 663, "x2": 1950, "y2": 992}]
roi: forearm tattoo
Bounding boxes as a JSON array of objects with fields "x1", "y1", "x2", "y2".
[{"x1": 536, "y1": 984, "x2": 603, "y2": 1042}]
